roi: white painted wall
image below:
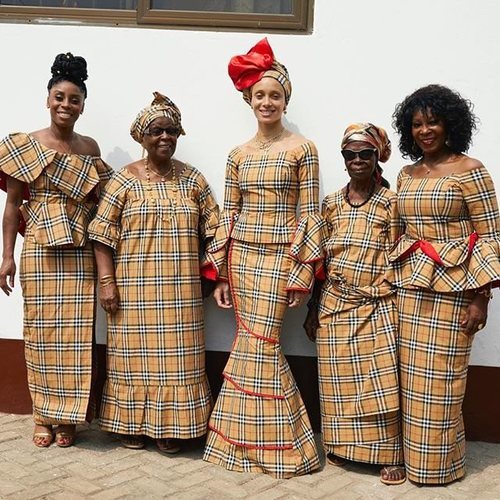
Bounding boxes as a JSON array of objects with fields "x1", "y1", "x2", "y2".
[{"x1": 1, "y1": 0, "x2": 499, "y2": 366}]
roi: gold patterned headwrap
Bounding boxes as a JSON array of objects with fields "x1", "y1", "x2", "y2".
[
  {"x1": 228, "y1": 38, "x2": 292, "y2": 106},
  {"x1": 341, "y1": 123, "x2": 391, "y2": 163},
  {"x1": 130, "y1": 91, "x2": 185, "y2": 144}
]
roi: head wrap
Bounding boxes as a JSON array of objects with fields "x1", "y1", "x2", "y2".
[
  {"x1": 341, "y1": 123, "x2": 391, "y2": 163},
  {"x1": 228, "y1": 38, "x2": 292, "y2": 106},
  {"x1": 130, "y1": 91, "x2": 185, "y2": 144}
]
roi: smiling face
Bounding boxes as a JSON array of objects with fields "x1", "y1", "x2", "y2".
[
  {"x1": 250, "y1": 77, "x2": 286, "y2": 126},
  {"x1": 411, "y1": 108, "x2": 447, "y2": 156},
  {"x1": 342, "y1": 140, "x2": 378, "y2": 182},
  {"x1": 46, "y1": 80, "x2": 85, "y2": 128},
  {"x1": 142, "y1": 116, "x2": 179, "y2": 164}
]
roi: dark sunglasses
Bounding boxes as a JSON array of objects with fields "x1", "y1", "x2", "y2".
[
  {"x1": 341, "y1": 148, "x2": 377, "y2": 161},
  {"x1": 145, "y1": 126, "x2": 180, "y2": 138}
]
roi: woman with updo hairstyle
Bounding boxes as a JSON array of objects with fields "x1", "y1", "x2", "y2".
[
  {"x1": 391, "y1": 84, "x2": 500, "y2": 484},
  {"x1": 0, "y1": 53, "x2": 113, "y2": 448},
  {"x1": 89, "y1": 92, "x2": 218, "y2": 454},
  {"x1": 202, "y1": 38, "x2": 322, "y2": 478},
  {"x1": 304, "y1": 123, "x2": 406, "y2": 485}
]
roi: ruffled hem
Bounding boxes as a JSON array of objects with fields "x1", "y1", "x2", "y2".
[
  {"x1": 88, "y1": 217, "x2": 121, "y2": 250},
  {"x1": 389, "y1": 233, "x2": 500, "y2": 291},
  {"x1": 99, "y1": 378, "x2": 212, "y2": 439}
]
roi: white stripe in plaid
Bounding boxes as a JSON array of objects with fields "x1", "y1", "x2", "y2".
[
  {"x1": 20, "y1": 237, "x2": 96, "y2": 424},
  {"x1": 89, "y1": 166, "x2": 217, "y2": 438},
  {"x1": 203, "y1": 240, "x2": 320, "y2": 478},
  {"x1": 317, "y1": 187, "x2": 403, "y2": 465},
  {"x1": 398, "y1": 287, "x2": 473, "y2": 484}
]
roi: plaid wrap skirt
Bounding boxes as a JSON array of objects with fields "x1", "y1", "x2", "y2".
[
  {"x1": 203, "y1": 239, "x2": 320, "y2": 478},
  {"x1": 20, "y1": 234, "x2": 96, "y2": 425},
  {"x1": 398, "y1": 287, "x2": 474, "y2": 484},
  {"x1": 317, "y1": 283, "x2": 403, "y2": 465}
]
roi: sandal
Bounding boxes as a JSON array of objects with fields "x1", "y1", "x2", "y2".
[
  {"x1": 55, "y1": 425, "x2": 76, "y2": 448},
  {"x1": 380, "y1": 466, "x2": 406, "y2": 485},
  {"x1": 33, "y1": 425, "x2": 54, "y2": 448},
  {"x1": 326, "y1": 453, "x2": 347, "y2": 467},
  {"x1": 120, "y1": 434, "x2": 145, "y2": 450},
  {"x1": 156, "y1": 438, "x2": 181, "y2": 455}
]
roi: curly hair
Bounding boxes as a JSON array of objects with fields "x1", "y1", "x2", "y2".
[
  {"x1": 392, "y1": 84, "x2": 477, "y2": 160},
  {"x1": 47, "y1": 52, "x2": 88, "y2": 98}
]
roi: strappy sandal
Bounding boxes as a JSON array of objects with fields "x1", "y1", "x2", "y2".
[
  {"x1": 156, "y1": 438, "x2": 181, "y2": 455},
  {"x1": 380, "y1": 466, "x2": 406, "y2": 485},
  {"x1": 326, "y1": 453, "x2": 347, "y2": 466},
  {"x1": 32, "y1": 425, "x2": 54, "y2": 448},
  {"x1": 120, "y1": 434, "x2": 145, "y2": 450},
  {"x1": 55, "y1": 425, "x2": 76, "y2": 448}
]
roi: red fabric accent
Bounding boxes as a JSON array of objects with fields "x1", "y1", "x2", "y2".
[
  {"x1": 208, "y1": 424, "x2": 293, "y2": 450},
  {"x1": 200, "y1": 262, "x2": 218, "y2": 281},
  {"x1": 315, "y1": 262, "x2": 326, "y2": 281},
  {"x1": 468, "y1": 231, "x2": 479, "y2": 254},
  {"x1": 228, "y1": 38, "x2": 275, "y2": 91},
  {"x1": 223, "y1": 373, "x2": 285, "y2": 400}
]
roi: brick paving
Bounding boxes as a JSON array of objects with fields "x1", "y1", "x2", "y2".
[{"x1": 1, "y1": 413, "x2": 499, "y2": 499}]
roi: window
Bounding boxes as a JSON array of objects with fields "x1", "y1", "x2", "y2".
[{"x1": 0, "y1": 0, "x2": 312, "y2": 31}]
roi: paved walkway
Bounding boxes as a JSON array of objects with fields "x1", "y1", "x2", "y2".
[{"x1": 0, "y1": 413, "x2": 499, "y2": 499}]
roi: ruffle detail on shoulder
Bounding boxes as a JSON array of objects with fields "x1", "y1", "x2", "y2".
[
  {"x1": 389, "y1": 232, "x2": 500, "y2": 291},
  {"x1": 289, "y1": 213, "x2": 326, "y2": 264},
  {"x1": 0, "y1": 132, "x2": 111, "y2": 201}
]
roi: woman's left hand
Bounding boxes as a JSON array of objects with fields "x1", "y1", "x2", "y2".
[
  {"x1": 287, "y1": 290, "x2": 308, "y2": 308},
  {"x1": 461, "y1": 293, "x2": 489, "y2": 335}
]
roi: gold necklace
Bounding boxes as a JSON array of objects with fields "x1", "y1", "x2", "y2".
[
  {"x1": 144, "y1": 157, "x2": 175, "y2": 183},
  {"x1": 255, "y1": 128, "x2": 285, "y2": 152},
  {"x1": 55, "y1": 136, "x2": 74, "y2": 160}
]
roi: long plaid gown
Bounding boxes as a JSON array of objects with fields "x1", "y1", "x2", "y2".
[
  {"x1": 0, "y1": 132, "x2": 113, "y2": 425},
  {"x1": 88, "y1": 165, "x2": 218, "y2": 439},
  {"x1": 203, "y1": 142, "x2": 323, "y2": 478},
  {"x1": 317, "y1": 186, "x2": 403, "y2": 465},
  {"x1": 389, "y1": 166, "x2": 500, "y2": 484}
]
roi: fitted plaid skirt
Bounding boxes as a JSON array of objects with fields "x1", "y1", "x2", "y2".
[
  {"x1": 203, "y1": 239, "x2": 320, "y2": 478},
  {"x1": 20, "y1": 234, "x2": 96, "y2": 425},
  {"x1": 398, "y1": 287, "x2": 474, "y2": 484},
  {"x1": 317, "y1": 287, "x2": 403, "y2": 465}
]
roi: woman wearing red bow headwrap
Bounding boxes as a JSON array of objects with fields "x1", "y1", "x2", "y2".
[{"x1": 202, "y1": 38, "x2": 322, "y2": 478}]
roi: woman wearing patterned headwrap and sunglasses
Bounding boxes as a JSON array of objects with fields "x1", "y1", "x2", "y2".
[
  {"x1": 304, "y1": 123, "x2": 406, "y2": 485},
  {"x1": 202, "y1": 38, "x2": 322, "y2": 478},
  {"x1": 89, "y1": 92, "x2": 218, "y2": 454},
  {"x1": 0, "y1": 52, "x2": 113, "y2": 448}
]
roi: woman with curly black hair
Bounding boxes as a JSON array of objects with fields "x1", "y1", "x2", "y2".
[
  {"x1": 0, "y1": 53, "x2": 113, "y2": 448},
  {"x1": 390, "y1": 84, "x2": 500, "y2": 484}
]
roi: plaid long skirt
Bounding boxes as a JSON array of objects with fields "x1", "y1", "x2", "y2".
[
  {"x1": 20, "y1": 235, "x2": 96, "y2": 425},
  {"x1": 317, "y1": 289, "x2": 403, "y2": 465},
  {"x1": 203, "y1": 240, "x2": 320, "y2": 478},
  {"x1": 398, "y1": 288, "x2": 474, "y2": 484}
]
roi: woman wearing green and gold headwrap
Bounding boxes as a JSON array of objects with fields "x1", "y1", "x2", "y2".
[{"x1": 89, "y1": 92, "x2": 218, "y2": 454}]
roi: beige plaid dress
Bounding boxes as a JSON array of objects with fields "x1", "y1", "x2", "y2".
[
  {"x1": 0, "y1": 132, "x2": 113, "y2": 425},
  {"x1": 88, "y1": 165, "x2": 218, "y2": 439},
  {"x1": 389, "y1": 166, "x2": 500, "y2": 484},
  {"x1": 317, "y1": 186, "x2": 403, "y2": 465},
  {"x1": 203, "y1": 142, "x2": 323, "y2": 478}
]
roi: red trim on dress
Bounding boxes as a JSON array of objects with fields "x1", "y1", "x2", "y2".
[
  {"x1": 223, "y1": 373, "x2": 285, "y2": 400},
  {"x1": 200, "y1": 262, "x2": 218, "y2": 281},
  {"x1": 208, "y1": 424, "x2": 293, "y2": 450}
]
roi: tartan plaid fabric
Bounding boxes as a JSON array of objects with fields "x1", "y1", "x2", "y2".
[
  {"x1": 389, "y1": 167, "x2": 500, "y2": 290},
  {"x1": 398, "y1": 288, "x2": 473, "y2": 484},
  {"x1": 206, "y1": 141, "x2": 323, "y2": 289},
  {"x1": 203, "y1": 239, "x2": 320, "y2": 478},
  {"x1": 0, "y1": 132, "x2": 114, "y2": 247},
  {"x1": 0, "y1": 133, "x2": 113, "y2": 424},
  {"x1": 317, "y1": 187, "x2": 403, "y2": 465},
  {"x1": 89, "y1": 165, "x2": 217, "y2": 438}
]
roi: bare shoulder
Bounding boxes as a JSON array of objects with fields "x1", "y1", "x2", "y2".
[
  {"x1": 124, "y1": 159, "x2": 145, "y2": 178},
  {"x1": 281, "y1": 131, "x2": 312, "y2": 150},
  {"x1": 401, "y1": 163, "x2": 416, "y2": 175},
  {"x1": 29, "y1": 128, "x2": 49, "y2": 141},
  {"x1": 454, "y1": 155, "x2": 484, "y2": 173},
  {"x1": 75, "y1": 134, "x2": 101, "y2": 156}
]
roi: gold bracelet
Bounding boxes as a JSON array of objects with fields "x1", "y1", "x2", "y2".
[
  {"x1": 99, "y1": 281, "x2": 115, "y2": 288},
  {"x1": 99, "y1": 274, "x2": 114, "y2": 283}
]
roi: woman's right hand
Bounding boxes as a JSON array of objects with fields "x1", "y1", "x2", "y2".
[
  {"x1": 213, "y1": 281, "x2": 232, "y2": 309},
  {"x1": 0, "y1": 256, "x2": 16, "y2": 296},
  {"x1": 99, "y1": 283, "x2": 120, "y2": 314},
  {"x1": 303, "y1": 307, "x2": 319, "y2": 342}
]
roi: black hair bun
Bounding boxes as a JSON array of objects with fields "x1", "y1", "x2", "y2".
[{"x1": 50, "y1": 52, "x2": 88, "y2": 84}]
